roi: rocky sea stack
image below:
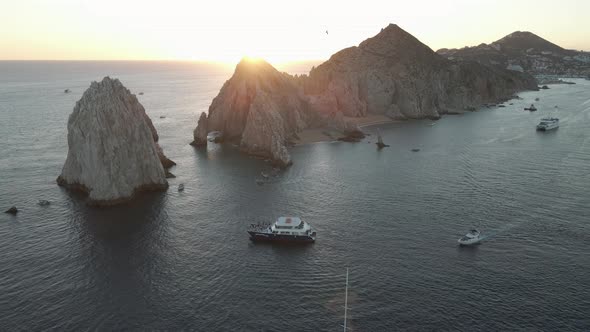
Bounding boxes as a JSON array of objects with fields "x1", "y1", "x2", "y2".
[
  {"x1": 195, "y1": 24, "x2": 537, "y2": 166},
  {"x1": 57, "y1": 77, "x2": 173, "y2": 205},
  {"x1": 194, "y1": 59, "x2": 322, "y2": 168}
]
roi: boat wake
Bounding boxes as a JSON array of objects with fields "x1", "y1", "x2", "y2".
[{"x1": 479, "y1": 222, "x2": 519, "y2": 242}]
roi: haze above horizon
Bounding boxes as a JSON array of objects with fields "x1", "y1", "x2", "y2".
[{"x1": 2, "y1": 0, "x2": 588, "y2": 65}]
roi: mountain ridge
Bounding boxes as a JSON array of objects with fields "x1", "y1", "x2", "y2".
[{"x1": 437, "y1": 31, "x2": 590, "y2": 76}]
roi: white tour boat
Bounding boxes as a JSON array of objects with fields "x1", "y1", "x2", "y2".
[{"x1": 248, "y1": 217, "x2": 316, "y2": 243}]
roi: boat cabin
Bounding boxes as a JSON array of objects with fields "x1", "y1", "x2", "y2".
[{"x1": 271, "y1": 217, "x2": 311, "y2": 235}]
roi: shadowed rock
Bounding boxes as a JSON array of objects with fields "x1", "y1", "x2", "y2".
[
  {"x1": 5, "y1": 206, "x2": 18, "y2": 215},
  {"x1": 197, "y1": 58, "x2": 314, "y2": 167},
  {"x1": 191, "y1": 112, "x2": 208, "y2": 146},
  {"x1": 376, "y1": 130, "x2": 389, "y2": 149}
]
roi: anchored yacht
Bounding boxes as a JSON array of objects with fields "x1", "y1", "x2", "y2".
[
  {"x1": 248, "y1": 217, "x2": 316, "y2": 243},
  {"x1": 536, "y1": 117, "x2": 559, "y2": 131}
]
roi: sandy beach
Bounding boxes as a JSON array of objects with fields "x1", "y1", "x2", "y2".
[{"x1": 294, "y1": 114, "x2": 395, "y2": 145}]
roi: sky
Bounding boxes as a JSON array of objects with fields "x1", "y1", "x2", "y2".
[{"x1": 1, "y1": 0, "x2": 589, "y2": 64}]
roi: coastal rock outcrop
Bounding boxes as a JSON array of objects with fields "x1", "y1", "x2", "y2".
[
  {"x1": 57, "y1": 77, "x2": 170, "y2": 205},
  {"x1": 195, "y1": 24, "x2": 537, "y2": 165},
  {"x1": 301, "y1": 24, "x2": 537, "y2": 120},
  {"x1": 191, "y1": 112, "x2": 208, "y2": 146},
  {"x1": 198, "y1": 59, "x2": 319, "y2": 167}
]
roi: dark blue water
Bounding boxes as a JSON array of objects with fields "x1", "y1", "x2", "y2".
[{"x1": 0, "y1": 61, "x2": 589, "y2": 331}]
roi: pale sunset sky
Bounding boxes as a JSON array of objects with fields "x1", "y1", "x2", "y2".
[{"x1": 1, "y1": 0, "x2": 588, "y2": 64}]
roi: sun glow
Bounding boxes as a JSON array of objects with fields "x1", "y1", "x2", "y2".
[{"x1": 1, "y1": 0, "x2": 589, "y2": 63}]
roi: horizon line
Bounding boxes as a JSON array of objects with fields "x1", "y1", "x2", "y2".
[{"x1": 0, "y1": 58, "x2": 328, "y2": 64}]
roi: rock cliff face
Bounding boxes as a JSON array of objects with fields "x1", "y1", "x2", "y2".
[
  {"x1": 301, "y1": 24, "x2": 537, "y2": 120},
  {"x1": 57, "y1": 77, "x2": 171, "y2": 205},
  {"x1": 195, "y1": 24, "x2": 537, "y2": 165}
]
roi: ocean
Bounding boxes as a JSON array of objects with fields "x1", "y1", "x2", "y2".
[{"x1": 0, "y1": 61, "x2": 589, "y2": 331}]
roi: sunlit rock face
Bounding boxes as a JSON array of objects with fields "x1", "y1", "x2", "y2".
[
  {"x1": 57, "y1": 77, "x2": 170, "y2": 205},
  {"x1": 201, "y1": 59, "x2": 319, "y2": 167}
]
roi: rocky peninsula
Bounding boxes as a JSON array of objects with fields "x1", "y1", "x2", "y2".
[
  {"x1": 194, "y1": 24, "x2": 537, "y2": 166},
  {"x1": 57, "y1": 77, "x2": 173, "y2": 205}
]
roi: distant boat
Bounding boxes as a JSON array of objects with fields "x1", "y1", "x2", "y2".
[
  {"x1": 248, "y1": 217, "x2": 316, "y2": 243},
  {"x1": 535, "y1": 97, "x2": 540, "y2": 101},
  {"x1": 458, "y1": 229, "x2": 483, "y2": 246},
  {"x1": 411, "y1": 148, "x2": 420, "y2": 152},
  {"x1": 138, "y1": 92, "x2": 144, "y2": 95},
  {"x1": 64, "y1": 89, "x2": 70, "y2": 93},
  {"x1": 524, "y1": 104, "x2": 537, "y2": 111},
  {"x1": 536, "y1": 117, "x2": 559, "y2": 131}
]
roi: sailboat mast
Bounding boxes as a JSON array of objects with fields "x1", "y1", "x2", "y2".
[{"x1": 344, "y1": 268, "x2": 349, "y2": 332}]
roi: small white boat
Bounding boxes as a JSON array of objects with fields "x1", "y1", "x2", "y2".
[
  {"x1": 458, "y1": 229, "x2": 483, "y2": 246},
  {"x1": 536, "y1": 117, "x2": 559, "y2": 131}
]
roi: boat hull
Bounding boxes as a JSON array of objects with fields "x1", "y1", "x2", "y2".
[
  {"x1": 248, "y1": 231, "x2": 316, "y2": 243},
  {"x1": 536, "y1": 125, "x2": 559, "y2": 131},
  {"x1": 458, "y1": 237, "x2": 483, "y2": 246}
]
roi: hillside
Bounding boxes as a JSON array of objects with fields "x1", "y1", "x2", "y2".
[{"x1": 437, "y1": 31, "x2": 590, "y2": 77}]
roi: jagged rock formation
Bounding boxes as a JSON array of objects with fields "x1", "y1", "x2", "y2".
[
  {"x1": 191, "y1": 112, "x2": 208, "y2": 146},
  {"x1": 198, "y1": 59, "x2": 322, "y2": 167},
  {"x1": 301, "y1": 24, "x2": 537, "y2": 120},
  {"x1": 57, "y1": 77, "x2": 171, "y2": 205},
  {"x1": 437, "y1": 31, "x2": 590, "y2": 77},
  {"x1": 195, "y1": 24, "x2": 537, "y2": 165}
]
